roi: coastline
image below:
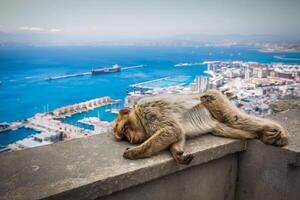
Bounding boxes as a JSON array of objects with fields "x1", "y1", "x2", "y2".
[
  {"x1": 274, "y1": 55, "x2": 300, "y2": 61},
  {"x1": 258, "y1": 48, "x2": 300, "y2": 53}
]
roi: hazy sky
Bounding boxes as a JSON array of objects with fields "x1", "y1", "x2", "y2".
[{"x1": 0, "y1": 0, "x2": 299, "y2": 39}]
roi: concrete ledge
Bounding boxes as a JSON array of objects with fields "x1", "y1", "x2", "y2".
[
  {"x1": 101, "y1": 154, "x2": 238, "y2": 200},
  {"x1": 1, "y1": 109, "x2": 299, "y2": 200},
  {"x1": 238, "y1": 109, "x2": 300, "y2": 200},
  {"x1": 270, "y1": 109, "x2": 300, "y2": 156},
  {"x1": 0, "y1": 132, "x2": 246, "y2": 200}
]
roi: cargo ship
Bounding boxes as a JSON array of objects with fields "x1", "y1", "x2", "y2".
[{"x1": 91, "y1": 64, "x2": 121, "y2": 75}]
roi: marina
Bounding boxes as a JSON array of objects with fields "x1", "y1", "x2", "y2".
[{"x1": 1, "y1": 96, "x2": 120, "y2": 151}]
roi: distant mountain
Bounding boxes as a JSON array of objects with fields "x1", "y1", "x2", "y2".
[
  {"x1": 169, "y1": 34, "x2": 300, "y2": 43},
  {"x1": 0, "y1": 31, "x2": 299, "y2": 46},
  {"x1": 0, "y1": 31, "x2": 78, "y2": 46}
]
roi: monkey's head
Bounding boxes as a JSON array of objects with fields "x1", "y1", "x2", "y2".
[{"x1": 112, "y1": 108, "x2": 146, "y2": 144}]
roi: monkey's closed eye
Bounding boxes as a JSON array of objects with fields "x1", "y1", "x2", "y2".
[
  {"x1": 122, "y1": 125, "x2": 130, "y2": 135},
  {"x1": 122, "y1": 125, "x2": 127, "y2": 133},
  {"x1": 122, "y1": 125, "x2": 132, "y2": 141}
]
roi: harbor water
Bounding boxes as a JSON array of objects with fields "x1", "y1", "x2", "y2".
[{"x1": 1, "y1": 46, "x2": 300, "y2": 145}]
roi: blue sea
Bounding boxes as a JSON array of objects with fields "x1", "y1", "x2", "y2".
[{"x1": 1, "y1": 46, "x2": 300, "y2": 145}]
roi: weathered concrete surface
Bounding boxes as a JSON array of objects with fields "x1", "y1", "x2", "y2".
[
  {"x1": 100, "y1": 155, "x2": 237, "y2": 200},
  {"x1": 1, "y1": 109, "x2": 299, "y2": 200},
  {"x1": 238, "y1": 109, "x2": 300, "y2": 200},
  {"x1": 0, "y1": 133, "x2": 246, "y2": 200}
]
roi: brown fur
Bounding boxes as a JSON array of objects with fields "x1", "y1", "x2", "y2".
[{"x1": 113, "y1": 90, "x2": 288, "y2": 165}]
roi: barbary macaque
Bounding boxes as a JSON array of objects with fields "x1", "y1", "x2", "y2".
[{"x1": 113, "y1": 90, "x2": 288, "y2": 164}]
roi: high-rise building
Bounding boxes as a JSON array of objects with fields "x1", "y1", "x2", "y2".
[
  {"x1": 270, "y1": 70, "x2": 277, "y2": 78},
  {"x1": 207, "y1": 62, "x2": 220, "y2": 72},
  {"x1": 196, "y1": 76, "x2": 209, "y2": 93},
  {"x1": 244, "y1": 69, "x2": 252, "y2": 79},
  {"x1": 207, "y1": 63, "x2": 213, "y2": 71},
  {"x1": 252, "y1": 68, "x2": 259, "y2": 78},
  {"x1": 257, "y1": 68, "x2": 268, "y2": 78}
]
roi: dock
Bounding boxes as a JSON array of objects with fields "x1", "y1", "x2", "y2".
[
  {"x1": 45, "y1": 72, "x2": 91, "y2": 81},
  {"x1": 122, "y1": 65, "x2": 145, "y2": 70},
  {"x1": 0, "y1": 122, "x2": 24, "y2": 133},
  {"x1": 51, "y1": 97, "x2": 120, "y2": 119},
  {"x1": 45, "y1": 64, "x2": 145, "y2": 81}
]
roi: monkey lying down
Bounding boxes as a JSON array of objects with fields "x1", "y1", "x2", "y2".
[{"x1": 113, "y1": 90, "x2": 288, "y2": 165}]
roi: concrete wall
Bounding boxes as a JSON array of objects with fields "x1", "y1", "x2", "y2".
[
  {"x1": 237, "y1": 109, "x2": 300, "y2": 200},
  {"x1": 287, "y1": 165, "x2": 300, "y2": 200},
  {"x1": 237, "y1": 140, "x2": 300, "y2": 200},
  {"x1": 100, "y1": 155, "x2": 237, "y2": 200},
  {"x1": 0, "y1": 109, "x2": 299, "y2": 200}
]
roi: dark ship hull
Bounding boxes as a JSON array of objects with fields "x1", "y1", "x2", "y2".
[{"x1": 92, "y1": 65, "x2": 121, "y2": 75}]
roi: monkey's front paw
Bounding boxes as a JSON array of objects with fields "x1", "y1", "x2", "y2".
[
  {"x1": 123, "y1": 147, "x2": 140, "y2": 160},
  {"x1": 174, "y1": 151, "x2": 194, "y2": 165}
]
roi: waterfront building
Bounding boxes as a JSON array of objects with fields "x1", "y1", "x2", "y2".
[
  {"x1": 196, "y1": 76, "x2": 209, "y2": 93},
  {"x1": 207, "y1": 63, "x2": 213, "y2": 71},
  {"x1": 189, "y1": 83, "x2": 197, "y2": 92},
  {"x1": 207, "y1": 62, "x2": 221, "y2": 72}
]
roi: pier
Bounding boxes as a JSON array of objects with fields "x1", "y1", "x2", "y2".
[
  {"x1": 45, "y1": 65, "x2": 145, "y2": 81},
  {"x1": 0, "y1": 122, "x2": 24, "y2": 133},
  {"x1": 122, "y1": 65, "x2": 145, "y2": 70},
  {"x1": 51, "y1": 97, "x2": 120, "y2": 118},
  {"x1": 174, "y1": 62, "x2": 205, "y2": 67},
  {"x1": 45, "y1": 72, "x2": 91, "y2": 81}
]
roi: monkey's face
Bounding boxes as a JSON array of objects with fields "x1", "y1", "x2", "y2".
[{"x1": 113, "y1": 108, "x2": 146, "y2": 144}]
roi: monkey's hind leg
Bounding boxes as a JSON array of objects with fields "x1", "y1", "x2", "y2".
[
  {"x1": 200, "y1": 89, "x2": 288, "y2": 146},
  {"x1": 212, "y1": 122, "x2": 257, "y2": 140},
  {"x1": 170, "y1": 137, "x2": 194, "y2": 165},
  {"x1": 123, "y1": 126, "x2": 181, "y2": 160}
]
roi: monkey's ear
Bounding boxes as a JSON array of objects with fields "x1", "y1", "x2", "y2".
[{"x1": 119, "y1": 108, "x2": 130, "y2": 115}]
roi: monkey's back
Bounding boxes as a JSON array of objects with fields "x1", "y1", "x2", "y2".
[{"x1": 134, "y1": 94, "x2": 215, "y2": 137}]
